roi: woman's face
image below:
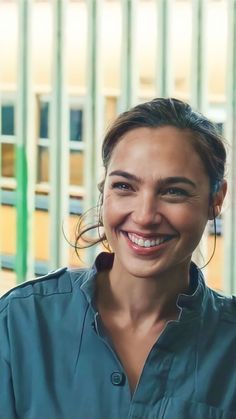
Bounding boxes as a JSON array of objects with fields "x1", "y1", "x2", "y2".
[{"x1": 102, "y1": 126, "x2": 220, "y2": 279}]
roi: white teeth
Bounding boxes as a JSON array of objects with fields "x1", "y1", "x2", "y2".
[
  {"x1": 127, "y1": 233, "x2": 170, "y2": 248},
  {"x1": 138, "y1": 238, "x2": 144, "y2": 246}
]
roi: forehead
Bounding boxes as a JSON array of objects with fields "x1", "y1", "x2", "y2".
[{"x1": 107, "y1": 126, "x2": 208, "y2": 181}]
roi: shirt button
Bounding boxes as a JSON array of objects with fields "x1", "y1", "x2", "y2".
[{"x1": 110, "y1": 372, "x2": 125, "y2": 386}]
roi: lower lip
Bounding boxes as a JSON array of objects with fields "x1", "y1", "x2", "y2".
[{"x1": 123, "y1": 233, "x2": 174, "y2": 256}]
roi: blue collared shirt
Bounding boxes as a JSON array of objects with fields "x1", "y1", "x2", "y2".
[{"x1": 0, "y1": 253, "x2": 236, "y2": 418}]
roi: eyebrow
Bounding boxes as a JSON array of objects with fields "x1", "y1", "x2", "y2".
[{"x1": 109, "y1": 170, "x2": 197, "y2": 188}]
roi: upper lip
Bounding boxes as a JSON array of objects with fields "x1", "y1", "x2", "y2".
[{"x1": 123, "y1": 230, "x2": 177, "y2": 239}]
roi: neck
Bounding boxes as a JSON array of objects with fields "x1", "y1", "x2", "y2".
[{"x1": 96, "y1": 258, "x2": 191, "y2": 324}]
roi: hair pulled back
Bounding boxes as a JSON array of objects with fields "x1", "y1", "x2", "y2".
[{"x1": 75, "y1": 97, "x2": 226, "y2": 252}]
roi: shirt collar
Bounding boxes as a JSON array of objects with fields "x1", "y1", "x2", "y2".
[
  {"x1": 79, "y1": 252, "x2": 113, "y2": 304},
  {"x1": 80, "y1": 252, "x2": 208, "y2": 313},
  {"x1": 176, "y1": 262, "x2": 207, "y2": 314}
]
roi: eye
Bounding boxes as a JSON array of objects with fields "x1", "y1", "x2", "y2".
[
  {"x1": 161, "y1": 187, "x2": 190, "y2": 200},
  {"x1": 165, "y1": 187, "x2": 188, "y2": 196},
  {"x1": 111, "y1": 182, "x2": 133, "y2": 192}
]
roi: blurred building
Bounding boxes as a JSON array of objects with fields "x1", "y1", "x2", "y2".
[{"x1": 0, "y1": 0, "x2": 236, "y2": 294}]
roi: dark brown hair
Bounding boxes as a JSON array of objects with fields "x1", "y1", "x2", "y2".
[{"x1": 75, "y1": 97, "x2": 226, "y2": 252}]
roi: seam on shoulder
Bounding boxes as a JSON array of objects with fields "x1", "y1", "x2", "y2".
[
  {"x1": 68, "y1": 268, "x2": 94, "y2": 284},
  {"x1": 0, "y1": 267, "x2": 69, "y2": 303}
]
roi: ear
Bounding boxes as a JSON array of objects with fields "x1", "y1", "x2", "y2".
[{"x1": 208, "y1": 180, "x2": 227, "y2": 220}]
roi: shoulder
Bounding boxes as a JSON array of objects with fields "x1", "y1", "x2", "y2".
[
  {"x1": 0, "y1": 266, "x2": 94, "y2": 314},
  {"x1": 206, "y1": 287, "x2": 236, "y2": 324},
  {"x1": 218, "y1": 293, "x2": 236, "y2": 323}
]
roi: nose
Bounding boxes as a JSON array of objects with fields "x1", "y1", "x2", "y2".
[{"x1": 131, "y1": 194, "x2": 162, "y2": 227}]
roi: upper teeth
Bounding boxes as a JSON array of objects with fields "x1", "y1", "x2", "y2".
[{"x1": 127, "y1": 233, "x2": 168, "y2": 248}]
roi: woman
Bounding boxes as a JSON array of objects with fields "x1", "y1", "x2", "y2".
[{"x1": 0, "y1": 98, "x2": 235, "y2": 419}]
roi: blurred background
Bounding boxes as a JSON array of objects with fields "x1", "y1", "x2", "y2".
[{"x1": 0, "y1": 0, "x2": 236, "y2": 296}]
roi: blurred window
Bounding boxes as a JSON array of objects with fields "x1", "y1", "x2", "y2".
[
  {"x1": 37, "y1": 96, "x2": 50, "y2": 184},
  {"x1": 1, "y1": 143, "x2": 15, "y2": 178},
  {"x1": 38, "y1": 145, "x2": 49, "y2": 183},
  {"x1": 39, "y1": 100, "x2": 49, "y2": 139},
  {"x1": 37, "y1": 96, "x2": 84, "y2": 188},
  {"x1": 70, "y1": 108, "x2": 83, "y2": 142},
  {"x1": 1, "y1": 103, "x2": 15, "y2": 136},
  {"x1": 0, "y1": 96, "x2": 16, "y2": 179},
  {"x1": 69, "y1": 100, "x2": 84, "y2": 188},
  {"x1": 70, "y1": 149, "x2": 84, "y2": 186}
]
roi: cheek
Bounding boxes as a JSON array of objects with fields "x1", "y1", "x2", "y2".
[
  {"x1": 102, "y1": 194, "x2": 126, "y2": 229},
  {"x1": 168, "y1": 204, "x2": 209, "y2": 232}
]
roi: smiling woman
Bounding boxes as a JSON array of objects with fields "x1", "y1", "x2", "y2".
[
  {"x1": 100, "y1": 126, "x2": 215, "y2": 284},
  {"x1": 0, "y1": 98, "x2": 235, "y2": 419}
]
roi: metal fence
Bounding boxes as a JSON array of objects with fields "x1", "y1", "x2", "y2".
[{"x1": 0, "y1": 0, "x2": 235, "y2": 294}]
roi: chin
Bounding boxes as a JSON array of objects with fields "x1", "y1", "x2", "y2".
[{"x1": 122, "y1": 259, "x2": 167, "y2": 279}]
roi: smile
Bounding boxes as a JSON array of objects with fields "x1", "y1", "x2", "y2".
[{"x1": 127, "y1": 232, "x2": 173, "y2": 248}]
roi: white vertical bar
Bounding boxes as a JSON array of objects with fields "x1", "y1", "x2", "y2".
[
  {"x1": 119, "y1": 0, "x2": 137, "y2": 111},
  {"x1": 49, "y1": 0, "x2": 69, "y2": 269},
  {"x1": 84, "y1": 0, "x2": 103, "y2": 263},
  {"x1": 224, "y1": 0, "x2": 236, "y2": 294},
  {"x1": 16, "y1": 0, "x2": 35, "y2": 281},
  {"x1": 191, "y1": 0, "x2": 208, "y2": 271},
  {"x1": 191, "y1": 0, "x2": 207, "y2": 112},
  {"x1": 0, "y1": 92, "x2": 2, "y2": 271},
  {"x1": 155, "y1": 0, "x2": 173, "y2": 97}
]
